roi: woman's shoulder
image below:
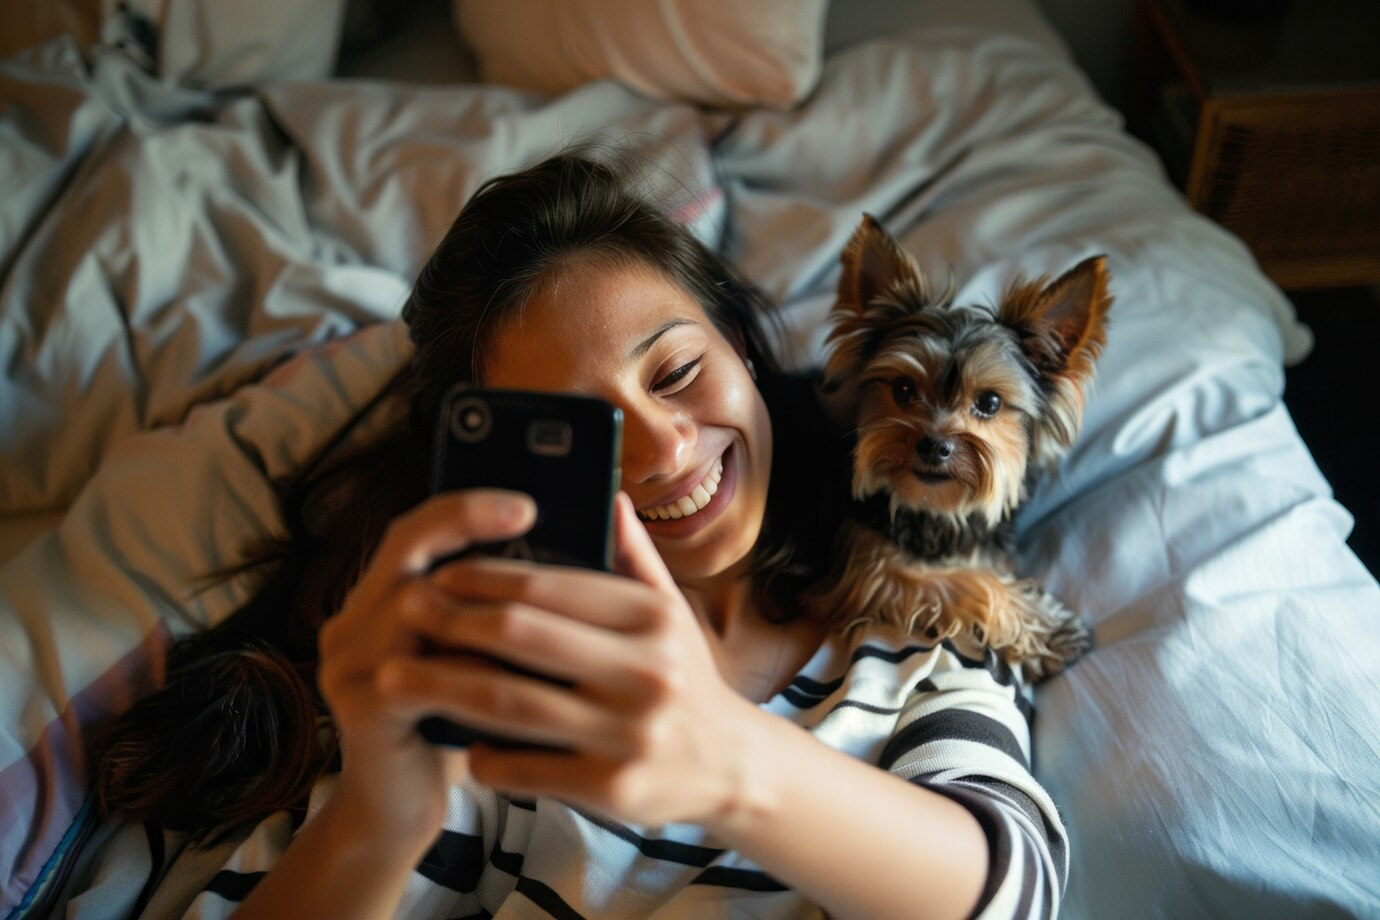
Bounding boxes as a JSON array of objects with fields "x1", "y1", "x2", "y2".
[{"x1": 774, "y1": 623, "x2": 1031, "y2": 725}]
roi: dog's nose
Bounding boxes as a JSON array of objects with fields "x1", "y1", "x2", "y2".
[{"x1": 916, "y1": 436, "x2": 955, "y2": 464}]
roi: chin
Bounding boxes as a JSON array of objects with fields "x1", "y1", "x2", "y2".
[
  {"x1": 893, "y1": 478, "x2": 968, "y2": 513},
  {"x1": 654, "y1": 519, "x2": 762, "y2": 584}
]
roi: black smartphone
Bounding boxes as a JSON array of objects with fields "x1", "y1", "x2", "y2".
[{"x1": 419, "y1": 384, "x2": 623, "y2": 747}]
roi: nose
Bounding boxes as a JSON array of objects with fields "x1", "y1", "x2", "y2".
[
  {"x1": 621, "y1": 402, "x2": 693, "y2": 484},
  {"x1": 916, "y1": 435, "x2": 955, "y2": 465}
]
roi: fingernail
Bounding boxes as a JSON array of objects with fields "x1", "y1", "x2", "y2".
[{"x1": 496, "y1": 492, "x2": 536, "y2": 526}]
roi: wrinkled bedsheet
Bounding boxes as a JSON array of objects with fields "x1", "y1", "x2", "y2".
[{"x1": 3, "y1": 2, "x2": 1378, "y2": 917}]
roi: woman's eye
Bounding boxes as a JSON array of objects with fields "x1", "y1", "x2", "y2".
[
  {"x1": 652, "y1": 357, "x2": 702, "y2": 393},
  {"x1": 891, "y1": 378, "x2": 917, "y2": 406},
  {"x1": 974, "y1": 390, "x2": 1002, "y2": 417}
]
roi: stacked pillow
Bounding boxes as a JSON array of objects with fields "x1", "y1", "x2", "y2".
[{"x1": 455, "y1": 0, "x2": 830, "y2": 109}]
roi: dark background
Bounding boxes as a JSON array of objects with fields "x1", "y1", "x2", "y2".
[{"x1": 1282, "y1": 289, "x2": 1380, "y2": 576}]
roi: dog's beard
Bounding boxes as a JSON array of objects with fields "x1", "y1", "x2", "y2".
[{"x1": 852, "y1": 414, "x2": 1029, "y2": 529}]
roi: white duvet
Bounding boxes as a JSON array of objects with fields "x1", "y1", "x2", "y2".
[{"x1": 2, "y1": 1, "x2": 1377, "y2": 917}]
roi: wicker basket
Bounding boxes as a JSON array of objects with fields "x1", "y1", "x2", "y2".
[{"x1": 1185, "y1": 88, "x2": 1380, "y2": 289}]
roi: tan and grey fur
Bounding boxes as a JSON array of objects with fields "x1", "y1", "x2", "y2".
[{"x1": 810, "y1": 215, "x2": 1111, "y2": 679}]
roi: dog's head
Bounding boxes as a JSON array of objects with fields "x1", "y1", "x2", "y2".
[{"x1": 821, "y1": 215, "x2": 1111, "y2": 527}]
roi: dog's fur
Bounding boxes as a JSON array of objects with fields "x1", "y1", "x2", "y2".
[{"x1": 807, "y1": 215, "x2": 1112, "y2": 679}]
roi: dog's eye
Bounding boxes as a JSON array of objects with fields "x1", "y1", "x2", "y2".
[
  {"x1": 891, "y1": 378, "x2": 917, "y2": 406},
  {"x1": 974, "y1": 390, "x2": 1002, "y2": 417}
]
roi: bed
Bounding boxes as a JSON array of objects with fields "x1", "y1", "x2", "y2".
[{"x1": 2, "y1": 0, "x2": 1378, "y2": 917}]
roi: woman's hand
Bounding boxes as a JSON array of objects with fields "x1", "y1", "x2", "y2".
[
  {"x1": 315, "y1": 489, "x2": 537, "y2": 859},
  {"x1": 386, "y1": 492, "x2": 760, "y2": 828}
]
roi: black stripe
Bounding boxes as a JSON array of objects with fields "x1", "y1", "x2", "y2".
[
  {"x1": 1015, "y1": 847, "x2": 1038, "y2": 920},
  {"x1": 855, "y1": 643, "x2": 937, "y2": 667},
  {"x1": 490, "y1": 844, "x2": 525, "y2": 877},
  {"x1": 783, "y1": 643, "x2": 938, "y2": 707},
  {"x1": 787, "y1": 674, "x2": 840, "y2": 697},
  {"x1": 920, "y1": 669, "x2": 1030, "y2": 724},
  {"x1": 917, "y1": 782, "x2": 1011, "y2": 918},
  {"x1": 780, "y1": 685, "x2": 824, "y2": 709},
  {"x1": 943, "y1": 640, "x2": 1018, "y2": 689},
  {"x1": 949, "y1": 784, "x2": 1044, "y2": 920},
  {"x1": 130, "y1": 821, "x2": 165, "y2": 917},
  {"x1": 508, "y1": 797, "x2": 538, "y2": 811},
  {"x1": 914, "y1": 774, "x2": 1063, "y2": 919},
  {"x1": 827, "y1": 698, "x2": 904, "y2": 717},
  {"x1": 515, "y1": 876, "x2": 588, "y2": 919},
  {"x1": 1014, "y1": 687, "x2": 1034, "y2": 723},
  {"x1": 450, "y1": 911, "x2": 494, "y2": 920},
  {"x1": 953, "y1": 776, "x2": 1066, "y2": 885},
  {"x1": 417, "y1": 829, "x2": 485, "y2": 892},
  {"x1": 691, "y1": 866, "x2": 788, "y2": 892},
  {"x1": 878, "y1": 708, "x2": 1028, "y2": 771},
  {"x1": 287, "y1": 799, "x2": 311, "y2": 832},
  {"x1": 573, "y1": 809, "x2": 723, "y2": 867},
  {"x1": 203, "y1": 870, "x2": 267, "y2": 902}
]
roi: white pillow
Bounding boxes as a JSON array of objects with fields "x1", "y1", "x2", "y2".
[
  {"x1": 154, "y1": 0, "x2": 347, "y2": 87},
  {"x1": 0, "y1": 0, "x2": 347, "y2": 87},
  {"x1": 454, "y1": 0, "x2": 830, "y2": 109}
]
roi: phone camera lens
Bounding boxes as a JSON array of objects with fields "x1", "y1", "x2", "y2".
[{"x1": 449, "y1": 397, "x2": 491, "y2": 442}]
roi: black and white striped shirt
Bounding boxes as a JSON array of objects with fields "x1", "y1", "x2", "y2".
[{"x1": 172, "y1": 623, "x2": 1067, "y2": 919}]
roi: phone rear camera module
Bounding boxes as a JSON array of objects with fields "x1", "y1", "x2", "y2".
[
  {"x1": 528, "y1": 419, "x2": 573, "y2": 457},
  {"x1": 450, "y1": 397, "x2": 492, "y2": 443}
]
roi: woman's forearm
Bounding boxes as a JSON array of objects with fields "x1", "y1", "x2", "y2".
[
  {"x1": 707, "y1": 704, "x2": 989, "y2": 920},
  {"x1": 230, "y1": 794, "x2": 430, "y2": 920}
]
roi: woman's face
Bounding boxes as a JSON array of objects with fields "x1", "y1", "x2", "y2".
[{"x1": 483, "y1": 257, "x2": 773, "y2": 584}]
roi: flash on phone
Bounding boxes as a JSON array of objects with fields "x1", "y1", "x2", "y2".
[{"x1": 528, "y1": 419, "x2": 573, "y2": 457}]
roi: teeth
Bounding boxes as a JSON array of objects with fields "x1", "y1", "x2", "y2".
[{"x1": 639, "y1": 458, "x2": 723, "y2": 522}]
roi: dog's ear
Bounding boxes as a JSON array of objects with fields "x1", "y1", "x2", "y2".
[
  {"x1": 1000, "y1": 255, "x2": 1112, "y2": 377},
  {"x1": 821, "y1": 216, "x2": 935, "y2": 423},
  {"x1": 836, "y1": 214, "x2": 924, "y2": 316},
  {"x1": 1000, "y1": 255, "x2": 1112, "y2": 465}
]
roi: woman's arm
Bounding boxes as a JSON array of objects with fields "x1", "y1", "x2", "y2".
[
  {"x1": 230, "y1": 490, "x2": 537, "y2": 919},
  {"x1": 708, "y1": 698, "x2": 993, "y2": 920},
  {"x1": 419, "y1": 497, "x2": 1061, "y2": 920},
  {"x1": 232, "y1": 792, "x2": 431, "y2": 920},
  {"x1": 702, "y1": 646, "x2": 1066, "y2": 920}
]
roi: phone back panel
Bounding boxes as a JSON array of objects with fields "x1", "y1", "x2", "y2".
[{"x1": 432, "y1": 387, "x2": 622, "y2": 572}]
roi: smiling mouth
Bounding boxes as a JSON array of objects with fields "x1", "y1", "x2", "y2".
[{"x1": 637, "y1": 455, "x2": 725, "y2": 522}]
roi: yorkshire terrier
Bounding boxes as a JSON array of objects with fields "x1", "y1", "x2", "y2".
[{"x1": 809, "y1": 215, "x2": 1112, "y2": 679}]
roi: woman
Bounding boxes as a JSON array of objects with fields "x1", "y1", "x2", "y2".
[{"x1": 93, "y1": 151, "x2": 1066, "y2": 920}]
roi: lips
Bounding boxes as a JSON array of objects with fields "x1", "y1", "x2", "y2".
[
  {"x1": 637, "y1": 457, "x2": 724, "y2": 521},
  {"x1": 635, "y1": 444, "x2": 738, "y2": 538},
  {"x1": 913, "y1": 470, "x2": 954, "y2": 484}
]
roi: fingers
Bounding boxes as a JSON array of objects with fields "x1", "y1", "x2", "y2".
[
  {"x1": 373, "y1": 489, "x2": 536, "y2": 578},
  {"x1": 429, "y1": 555, "x2": 662, "y2": 632},
  {"x1": 426, "y1": 493, "x2": 680, "y2": 628},
  {"x1": 375, "y1": 655, "x2": 629, "y2": 753},
  {"x1": 612, "y1": 492, "x2": 679, "y2": 593},
  {"x1": 400, "y1": 597, "x2": 638, "y2": 687},
  {"x1": 466, "y1": 747, "x2": 616, "y2": 806}
]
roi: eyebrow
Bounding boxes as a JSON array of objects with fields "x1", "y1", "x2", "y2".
[{"x1": 628, "y1": 319, "x2": 697, "y2": 360}]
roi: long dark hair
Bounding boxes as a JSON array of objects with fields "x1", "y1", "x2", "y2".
[{"x1": 91, "y1": 149, "x2": 825, "y2": 845}]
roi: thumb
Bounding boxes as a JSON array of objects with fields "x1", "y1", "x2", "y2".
[{"x1": 612, "y1": 492, "x2": 678, "y2": 593}]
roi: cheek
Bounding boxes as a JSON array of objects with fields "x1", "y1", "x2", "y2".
[
  {"x1": 699, "y1": 359, "x2": 764, "y2": 432},
  {"x1": 707, "y1": 363, "x2": 772, "y2": 497}
]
